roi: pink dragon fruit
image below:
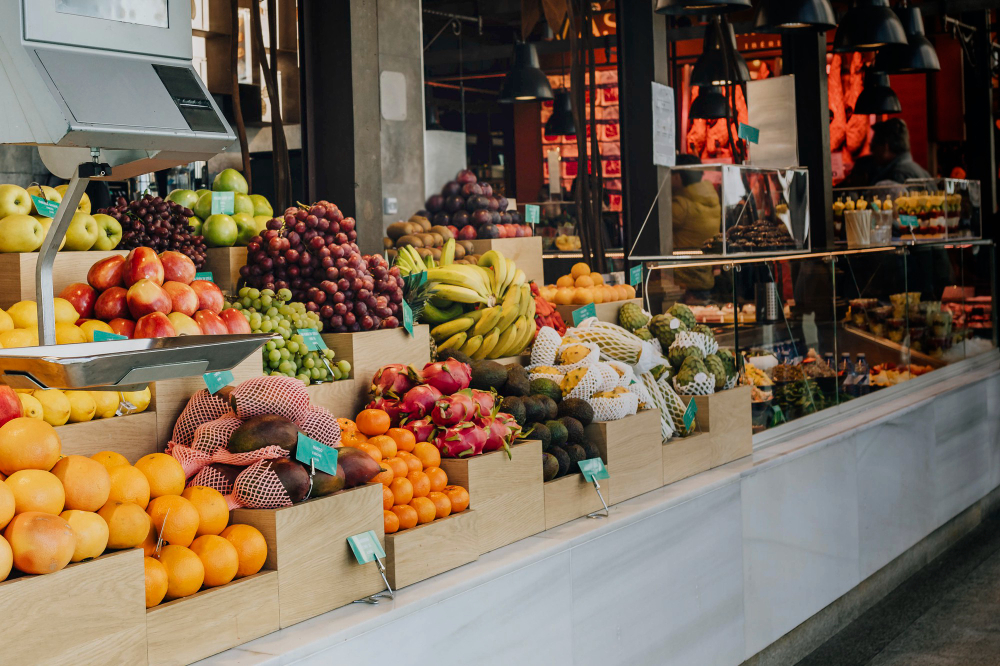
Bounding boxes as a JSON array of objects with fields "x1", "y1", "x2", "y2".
[
  {"x1": 370, "y1": 364, "x2": 420, "y2": 398},
  {"x1": 431, "y1": 391, "x2": 475, "y2": 428},
  {"x1": 433, "y1": 422, "x2": 489, "y2": 458},
  {"x1": 404, "y1": 416, "x2": 437, "y2": 443},
  {"x1": 495, "y1": 412, "x2": 523, "y2": 445},
  {"x1": 481, "y1": 416, "x2": 509, "y2": 455},
  {"x1": 365, "y1": 396, "x2": 404, "y2": 426},
  {"x1": 469, "y1": 389, "x2": 495, "y2": 419},
  {"x1": 422, "y1": 359, "x2": 472, "y2": 395},
  {"x1": 398, "y1": 384, "x2": 443, "y2": 423}
]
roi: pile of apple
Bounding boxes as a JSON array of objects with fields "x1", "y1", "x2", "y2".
[
  {"x1": 167, "y1": 168, "x2": 274, "y2": 248},
  {"x1": 60, "y1": 248, "x2": 251, "y2": 339},
  {"x1": 0, "y1": 183, "x2": 122, "y2": 253}
]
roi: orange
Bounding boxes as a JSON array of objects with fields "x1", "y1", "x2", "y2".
[
  {"x1": 409, "y1": 496, "x2": 436, "y2": 525},
  {"x1": 383, "y1": 509, "x2": 399, "y2": 534},
  {"x1": 220, "y1": 524, "x2": 267, "y2": 578},
  {"x1": 146, "y1": 495, "x2": 200, "y2": 547},
  {"x1": 397, "y1": 450, "x2": 423, "y2": 475},
  {"x1": 51, "y1": 455, "x2": 111, "y2": 512},
  {"x1": 389, "y1": 477, "x2": 413, "y2": 506},
  {"x1": 384, "y1": 457, "x2": 408, "y2": 479},
  {"x1": 369, "y1": 435, "x2": 397, "y2": 460},
  {"x1": 358, "y1": 443, "x2": 382, "y2": 463},
  {"x1": 157, "y1": 544, "x2": 205, "y2": 600},
  {"x1": 181, "y1": 486, "x2": 230, "y2": 537},
  {"x1": 444, "y1": 485, "x2": 470, "y2": 513},
  {"x1": 623, "y1": 284, "x2": 636, "y2": 299},
  {"x1": 553, "y1": 288, "x2": 575, "y2": 305},
  {"x1": 0, "y1": 417, "x2": 61, "y2": 475},
  {"x1": 140, "y1": 522, "x2": 158, "y2": 557},
  {"x1": 412, "y1": 441, "x2": 441, "y2": 469},
  {"x1": 592, "y1": 287, "x2": 604, "y2": 304},
  {"x1": 5, "y1": 470, "x2": 64, "y2": 515},
  {"x1": 574, "y1": 274, "x2": 594, "y2": 289},
  {"x1": 556, "y1": 275, "x2": 575, "y2": 288},
  {"x1": 571, "y1": 262, "x2": 591, "y2": 279},
  {"x1": 382, "y1": 485, "x2": 395, "y2": 510},
  {"x1": 372, "y1": 465, "x2": 394, "y2": 487},
  {"x1": 190, "y1": 534, "x2": 239, "y2": 588},
  {"x1": 60, "y1": 510, "x2": 109, "y2": 562},
  {"x1": 428, "y1": 491, "x2": 452, "y2": 519},
  {"x1": 407, "y1": 471, "x2": 430, "y2": 498},
  {"x1": 590, "y1": 271, "x2": 604, "y2": 285},
  {"x1": 91, "y1": 450, "x2": 129, "y2": 471},
  {"x1": 108, "y1": 465, "x2": 151, "y2": 509},
  {"x1": 134, "y1": 453, "x2": 186, "y2": 498},
  {"x1": 387, "y1": 428, "x2": 415, "y2": 453},
  {"x1": 356, "y1": 409, "x2": 391, "y2": 436},
  {"x1": 144, "y1": 556, "x2": 169, "y2": 607},
  {"x1": 340, "y1": 430, "x2": 369, "y2": 447},
  {"x1": 572, "y1": 287, "x2": 594, "y2": 305},
  {"x1": 336, "y1": 417, "x2": 358, "y2": 433},
  {"x1": 99, "y1": 500, "x2": 151, "y2": 549},
  {"x1": 391, "y1": 504, "x2": 418, "y2": 530},
  {"x1": 0, "y1": 482, "x2": 13, "y2": 530},
  {"x1": 3, "y1": 511, "x2": 75, "y2": 574},
  {"x1": 424, "y1": 467, "x2": 448, "y2": 493},
  {"x1": 0, "y1": 535, "x2": 11, "y2": 582}
]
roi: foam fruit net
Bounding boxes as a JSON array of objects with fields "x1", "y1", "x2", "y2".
[
  {"x1": 226, "y1": 459, "x2": 295, "y2": 510},
  {"x1": 171, "y1": 389, "x2": 234, "y2": 447},
  {"x1": 189, "y1": 464, "x2": 239, "y2": 495}
]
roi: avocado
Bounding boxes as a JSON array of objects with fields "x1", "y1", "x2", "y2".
[
  {"x1": 549, "y1": 445, "x2": 571, "y2": 477},
  {"x1": 538, "y1": 396, "x2": 558, "y2": 421},
  {"x1": 582, "y1": 441, "x2": 602, "y2": 463},
  {"x1": 557, "y1": 397, "x2": 594, "y2": 426},
  {"x1": 502, "y1": 364, "x2": 530, "y2": 397},
  {"x1": 228, "y1": 414, "x2": 299, "y2": 453},
  {"x1": 470, "y1": 360, "x2": 507, "y2": 391},
  {"x1": 529, "y1": 378, "x2": 562, "y2": 403},
  {"x1": 438, "y1": 348, "x2": 472, "y2": 364},
  {"x1": 545, "y1": 420, "x2": 568, "y2": 447},
  {"x1": 522, "y1": 395, "x2": 547, "y2": 424},
  {"x1": 500, "y1": 396, "x2": 526, "y2": 426},
  {"x1": 542, "y1": 453, "x2": 559, "y2": 482},
  {"x1": 532, "y1": 422, "x2": 551, "y2": 450},
  {"x1": 560, "y1": 416, "x2": 585, "y2": 444},
  {"x1": 565, "y1": 444, "x2": 587, "y2": 473}
]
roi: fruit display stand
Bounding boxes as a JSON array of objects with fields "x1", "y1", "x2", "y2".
[
  {"x1": 0, "y1": 549, "x2": 148, "y2": 664},
  {"x1": 58, "y1": 409, "x2": 159, "y2": 462},
  {"x1": 384, "y1": 509, "x2": 479, "y2": 589},
  {"x1": 231, "y1": 483, "x2": 385, "y2": 628},
  {"x1": 0, "y1": 250, "x2": 128, "y2": 308},
  {"x1": 662, "y1": 386, "x2": 753, "y2": 485},
  {"x1": 555, "y1": 298, "x2": 643, "y2": 326},
  {"x1": 439, "y1": 439, "x2": 545, "y2": 554},
  {"x1": 584, "y1": 409, "x2": 663, "y2": 505},
  {"x1": 470, "y1": 237, "x2": 544, "y2": 284},
  {"x1": 543, "y1": 473, "x2": 612, "y2": 530},
  {"x1": 145, "y1": 571, "x2": 279, "y2": 666},
  {"x1": 201, "y1": 247, "x2": 247, "y2": 295}
]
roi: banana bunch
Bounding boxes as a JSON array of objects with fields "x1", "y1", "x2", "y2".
[{"x1": 396, "y1": 238, "x2": 456, "y2": 277}]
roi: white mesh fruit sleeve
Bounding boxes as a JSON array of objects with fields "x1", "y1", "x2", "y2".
[
  {"x1": 673, "y1": 371, "x2": 717, "y2": 397},
  {"x1": 531, "y1": 326, "x2": 563, "y2": 367}
]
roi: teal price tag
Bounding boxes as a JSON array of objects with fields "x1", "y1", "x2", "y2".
[
  {"x1": 572, "y1": 303, "x2": 597, "y2": 326},
  {"x1": 194, "y1": 272, "x2": 213, "y2": 282},
  {"x1": 203, "y1": 370, "x2": 234, "y2": 395},
  {"x1": 578, "y1": 457, "x2": 609, "y2": 482},
  {"x1": 629, "y1": 265, "x2": 642, "y2": 287},
  {"x1": 295, "y1": 432, "x2": 339, "y2": 475},
  {"x1": 738, "y1": 123, "x2": 760, "y2": 144},
  {"x1": 899, "y1": 214, "x2": 918, "y2": 228},
  {"x1": 211, "y1": 191, "x2": 235, "y2": 216},
  {"x1": 525, "y1": 204, "x2": 540, "y2": 225},
  {"x1": 298, "y1": 328, "x2": 326, "y2": 351},
  {"x1": 30, "y1": 195, "x2": 60, "y2": 218},
  {"x1": 683, "y1": 399, "x2": 698, "y2": 430},
  {"x1": 348, "y1": 530, "x2": 386, "y2": 565},
  {"x1": 402, "y1": 300, "x2": 414, "y2": 336},
  {"x1": 93, "y1": 330, "x2": 128, "y2": 342}
]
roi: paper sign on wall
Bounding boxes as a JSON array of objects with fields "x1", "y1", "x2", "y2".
[{"x1": 651, "y1": 82, "x2": 676, "y2": 167}]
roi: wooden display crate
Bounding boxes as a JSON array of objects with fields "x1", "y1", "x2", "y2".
[
  {"x1": 385, "y1": 509, "x2": 478, "y2": 589},
  {"x1": 555, "y1": 298, "x2": 641, "y2": 326},
  {"x1": 439, "y1": 439, "x2": 544, "y2": 554},
  {"x1": 145, "y1": 571, "x2": 279, "y2": 666},
  {"x1": 58, "y1": 411, "x2": 159, "y2": 462},
  {"x1": 202, "y1": 247, "x2": 247, "y2": 295},
  {"x1": 662, "y1": 386, "x2": 753, "y2": 485},
  {"x1": 0, "y1": 549, "x2": 147, "y2": 664},
  {"x1": 584, "y1": 409, "x2": 663, "y2": 505},
  {"x1": 470, "y1": 237, "x2": 544, "y2": 284},
  {"x1": 0, "y1": 250, "x2": 127, "y2": 308},
  {"x1": 231, "y1": 483, "x2": 385, "y2": 628},
  {"x1": 304, "y1": 378, "x2": 360, "y2": 418},
  {"x1": 543, "y1": 473, "x2": 612, "y2": 530}
]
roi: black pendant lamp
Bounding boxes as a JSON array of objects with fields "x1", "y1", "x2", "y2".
[
  {"x1": 545, "y1": 90, "x2": 577, "y2": 136},
  {"x1": 854, "y1": 72, "x2": 901, "y2": 115},
  {"x1": 754, "y1": 0, "x2": 836, "y2": 33},
  {"x1": 655, "y1": 0, "x2": 751, "y2": 15},
  {"x1": 834, "y1": 0, "x2": 908, "y2": 53},
  {"x1": 690, "y1": 86, "x2": 732, "y2": 120},
  {"x1": 874, "y1": 5, "x2": 940, "y2": 73},
  {"x1": 499, "y1": 42, "x2": 554, "y2": 103},
  {"x1": 691, "y1": 19, "x2": 750, "y2": 87}
]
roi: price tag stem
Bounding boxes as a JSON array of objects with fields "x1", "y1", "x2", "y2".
[
  {"x1": 352, "y1": 557, "x2": 395, "y2": 604},
  {"x1": 586, "y1": 478, "x2": 610, "y2": 519}
]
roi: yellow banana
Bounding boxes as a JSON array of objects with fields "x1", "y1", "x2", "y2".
[
  {"x1": 431, "y1": 284, "x2": 489, "y2": 305},
  {"x1": 403, "y1": 245, "x2": 424, "y2": 272},
  {"x1": 517, "y1": 284, "x2": 532, "y2": 318},
  {"x1": 441, "y1": 238, "x2": 455, "y2": 266},
  {"x1": 438, "y1": 331, "x2": 468, "y2": 351},
  {"x1": 431, "y1": 317, "x2": 474, "y2": 342},
  {"x1": 427, "y1": 266, "x2": 492, "y2": 294},
  {"x1": 478, "y1": 250, "x2": 508, "y2": 295},
  {"x1": 489, "y1": 317, "x2": 523, "y2": 359},
  {"x1": 460, "y1": 334, "x2": 484, "y2": 357},
  {"x1": 496, "y1": 285, "x2": 521, "y2": 332},
  {"x1": 470, "y1": 265, "x2": 497, "y2": 297},
  {"x1": 472, "y1": 306, "x2": 502, "y2": 337},
  {"x1": 473, "y1": 327, "x2": 501, "y2": 360},
  {"x1": 510, "y1": 269, "x2": 526, "y2": 288},
  {"x1": 465, "y1": 307, "x2": 489, "y2": 323}
]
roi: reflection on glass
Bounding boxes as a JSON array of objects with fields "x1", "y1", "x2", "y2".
[{"x1": 55, "y1": 0, "x2": 169, "y2": 29}]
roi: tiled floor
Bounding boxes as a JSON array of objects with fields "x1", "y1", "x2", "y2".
[{"x1": 797, "y1": 513, "x2": 1000, "y2": 666}]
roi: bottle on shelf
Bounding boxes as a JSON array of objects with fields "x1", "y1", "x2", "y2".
[
  {"x1": 839, "y1": 352, "x2": 856, "y2": 397},
  {"x1": 854, "y1": 353, "x2": 870, "y2": 396},
  {"x1": 823, "y1": 352, "x2": 836, "y2": 373}
]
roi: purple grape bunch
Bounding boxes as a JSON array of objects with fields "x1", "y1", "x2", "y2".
[{"x1": 97, "y1": 194, "x2": 207, "y2": 268}]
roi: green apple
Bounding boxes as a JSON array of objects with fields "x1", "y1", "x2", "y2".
[
  {"x1": 0, "y1": 214, "x2": 45, "y2": 252},
  {"x1": 188, "y1": 215, "x2": 203, "y2": 236},
  {"x1": 26, "y1": 185, "x2": 62, "y2": 215},
  {"x1": 92, "y1": 213, "x2": 123, "y2": 250},
  {"x1": 195, "y1": 188, "x2": 211, "y2": 200},
  {"x1": 64, "y1": 212, "x2": 99, "y2": 250},
  {"x1": 35, "y1": 217, "x2": 67, "y2": 250},
  {"x1": 212, "y1": 168, "x2": 249, "y2": 195},
  {"x1": 233, "y1": 193, "x2": 255, "y2": 216},
  {"x1": 192, "y1": 192, "x2": 213, "y2": 221},
  {"x1": 54, "y1": 185, "x2": 90, "y2": 213},
  {"x1": 249, "y1": 194, "x2": 273, "y2": 217},
  {"x1": 0, "y1": 185, "x2": 32, "y2": 219},
  {"x1": 202, "y1": 213, "x2": 239, "y2": 247},
  {"x1": 166, "y1": 189, "x2": 199, "y2": 210},
  {"x1": 253, "y1": 214, "x2": 271, "y2": 235},
  {"x1": 232, "y1": 212, "x2": 257, "y2": 246}
]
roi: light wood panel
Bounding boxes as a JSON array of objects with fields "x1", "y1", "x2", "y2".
[
  {"x1": 585, "y1": 409, "x2": 663, "y2": 505},
  {"x1": 555, "y1": 298, "x2": 642, "y2": 326},
  {"x1": 439, "y1": 440, "x2": 545, "y2": 554},
  {"x1": 385, "y1": 510, "x2": 478, "y2": 589},
  {"x1": 470, "y1": 237, "x2": 544, "y2": 284},
  {"x1": 232, "y1": 483, "x2": 384, "y2": 628},
  {"x1": 202, "y1": 247, "x2": 248, "y2": 296},
  {"x1": 0, "y1": 250, "x2": 128, "y2": 308},
  {"x1": 493, "y1": 354, "x2": 530, "y2": 367},
  {"x1": 543, "y1": 473, "x2": 611, "y2": 530},
  {"x1": 305, "y1": 378, "x2": 360, "y2": 419},
  {"x1": 662, "y1": 387, "x2": 753, "y2": 485},
  {"x1": 0, "y1": 549, "x2": 147, "y2": 665},
  {"x1": 145, "y1": 571, "x2": 279, "y2": 666},
  {"x1": 58, "y1": 411, "x2": 159, "y2": 462}
]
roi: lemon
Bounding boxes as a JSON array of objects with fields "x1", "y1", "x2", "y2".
[
  {"x1": 33, "y1": 389, "x2": 71, "y2": 426},
  {"x1": 66, "y1": 391, "x2": 96, "y2": 423},
  {"x1": 17, "y1": 393, "x2": 43, "y2": 420},
  {"x1": 6, "y1": 302, "x2": 36, "y2": 329},
  {"x1": 90, "y1": 391, "x2": 120, "y2": 419},
  {"x1": 53, "y1": 298, "x2": 80, "y2": 325},
  {"x1": 121, "y1": 388, "x2": 152, "y2": 413},
  {"x1": 55, "y1": 323, "x2": 86, "y2": 345},
  {"x1": 0, "y1": 309, "x2": 13, "y2": 333},
  {"x1": 0, "y1": 329, "x2": 37, "y2": 349},
  {"x1": 80, "y1": 320, "x2": 113, "y2": 342}
]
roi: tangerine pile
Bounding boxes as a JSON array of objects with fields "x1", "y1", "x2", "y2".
[
  {"x1": 340, "y1": 409, "x2": 469, "y2": 535},
  {"x1": 538, "y1": 262, "x2": 636, "y2": 306}
]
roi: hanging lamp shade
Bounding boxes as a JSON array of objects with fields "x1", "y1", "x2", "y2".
[
  {"x1": 691, "y1": 20, "x2": 750, "y2": 86},
  {"x1": 545, "y1": 90, "x2": 577, "y2": 136},
  {"x1": 499, "y1": 42, "x2": 554, "y2": 103},
  {"x1": 690, "y1": 86, "x2": 731, "y2": 120},
  {"x1": 854, "y1": 72, "x2": 901, "y2": 115},
  {"x1": 655, "y1": 0, "x2": 751, "y2": 15},
  {"x1": 874, "y1": 6, "x2": 940, "y2": 73},
  {"x1": 833, "y1": 0, "x2": 908, "y2": 52},
  {"x1": 753, "y1": 0, "x2": 836, "y2": 33}
]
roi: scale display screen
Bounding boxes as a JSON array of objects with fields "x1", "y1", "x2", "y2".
[{"x1": 55, "y1": 0, "x2": 168, "y2": 29}]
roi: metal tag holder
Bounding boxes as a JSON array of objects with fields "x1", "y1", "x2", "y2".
[
  {"x1": 586, "y1": 478, "x2": 610, "y2": 519},
  {"x1": 353, "y1": 558, "x2": 395, "y2": 605}
]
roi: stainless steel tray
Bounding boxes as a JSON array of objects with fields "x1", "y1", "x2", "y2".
[{"x1": 0, "y1": 334, "x2": 273, "y2": 391}]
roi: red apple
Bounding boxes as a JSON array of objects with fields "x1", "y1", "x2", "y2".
[
  {"x1": 0, "y1": 384, "x2": 23, "y2": 428},
  {"x1": 87, "y1": 255, "x2": 126, "y2": 291},
  {"x1": 167, "y1": 312, "x2": 203, "y2": 336},
  {"x1": 159, "y1": 251, "x2": 196, "y2": 285},
  {"x1": 126, "y1": 279, "x2": 172, "y2": 319},
  {"x1": 123, "y1": 247, "x2": 165, "y2": 286},
  {"x1": 496, "y1": 224, "x2": 508, "y2": 238},
  {"x1": 162, "y1": 281, "x2": 199, "y2": 317},
  {"x1": 94, "y1": 287, "x2": 129, "y2": 321},
  {"x1": 447, "y1": 225, "x2": 459, "y2": 237},
  {"x1": 134, "y1": 312, "x2": 176, "y2": 339},
  {"x1": 219, "y1": 308, "x2": 252, "y2": 334},
  {"x1": 194, "y1": 310, "x2": 228, "y2": 335},
  {"x1": 190, "y1": 280, "x2": 224, "y2": 314},
  {"x1": 59, "y1": 283, "x2": 97, "y2": 320},
  {"x1": 458, "y1": 225, "x2": 477, "y2": 241},
  {"x1": 108, "y1": 318, "x2": 135, "y2": 338}
]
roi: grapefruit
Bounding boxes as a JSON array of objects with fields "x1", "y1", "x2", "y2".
[
  {"x1": 99, "y1": 500, "x2": 151, "y2": 549},
  {"x1": 5, "y1": 470, "x2": 65, "y2": 515},
  {"x1": 50, "y1": 455, "x2": 111, "y2": 512},
  {"x1": 60, "y1": 510, "x2": 109, "y2": 562},
  {"x1": 4, "y1": 511, "x2": 76, "y2": 574},
  {"x1": 0, "y1": 417, "x2": 61, "y2": 474}
]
